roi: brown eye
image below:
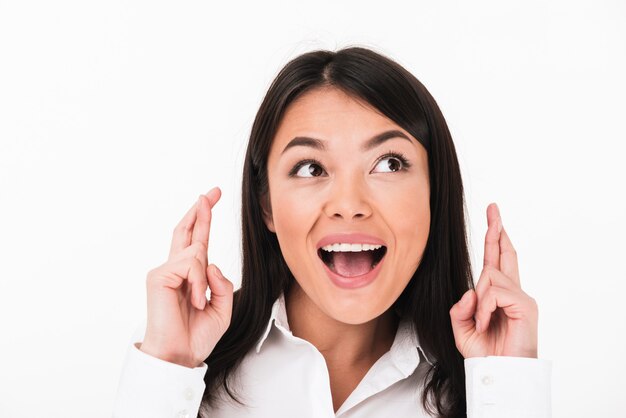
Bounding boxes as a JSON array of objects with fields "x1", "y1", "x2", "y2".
[
  {"x1": 295, "y1": 162, "x2": 325, "y2": 177},
  {"x1": 388, "y1": 158, "x2": 401, "y2": 172},
  {"x1": 372, "y1": 156, "x2": 404, "y2": 173}
]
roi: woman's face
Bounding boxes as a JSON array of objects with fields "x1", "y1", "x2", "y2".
[{"x1": 264, "y1": 87, "x2": 430, "y2": 324}]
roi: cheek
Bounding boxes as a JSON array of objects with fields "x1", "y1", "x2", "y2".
[
  {"x1": 400, "y1": 193, "x2": 430, "y2": 241},
  {"x1": 380, "y1": 179, "x2": 430, "y2": 266},
  {"x1": 269, "y1": 182, "x2": 321, "y2": 257},
  {"x1": 265, "y1": 163, "x2": 316, "y2": 274},
  {"x1": 268, "y1": 184, "x2": 324, "y2": 295},
  {"x1": 401, "y1": 207, "x2": 430, "y2": 271}
]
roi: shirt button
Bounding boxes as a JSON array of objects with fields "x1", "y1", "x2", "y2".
[
  {"x1": 183, "y1": 387, "x2": 194, "y2": 400},
  {"x1": 481, "y1": 375, "x2": 494, "y2": 385},
  {"x1": 175, "y1": 410, "x2": 189, "y2": 418}
]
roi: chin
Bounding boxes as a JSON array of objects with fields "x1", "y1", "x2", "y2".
[{"x1": 321, "y1": 290, "x2": 393, "y2": 325}]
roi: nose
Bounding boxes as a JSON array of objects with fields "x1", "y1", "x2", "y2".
[{"x1": 322, "y1": 173, "x2": 373, "y2": 221}]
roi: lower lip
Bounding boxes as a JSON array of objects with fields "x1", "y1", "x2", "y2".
[{"x1": 320, "y1": 254, "x2": 385, "y2": 289}]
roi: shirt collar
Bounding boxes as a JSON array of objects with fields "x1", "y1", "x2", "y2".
[
  {"x1": 254, "y1": 292, "x2": 434, "y2": 367},
  {"x1": 255, "y1": 292, "x2": 291, "y2": 354}
]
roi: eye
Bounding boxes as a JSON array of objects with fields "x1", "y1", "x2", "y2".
[
  {"x1": 289, "y1": 160, "x2": 326, "y2": 178},
  {"x1": 372, "y1": 152, "x2": 411, "y2": 173}
]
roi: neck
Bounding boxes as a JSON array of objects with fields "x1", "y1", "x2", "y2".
[{"x1": 284, "y1": 284, "x2": 399, "y2": 368}]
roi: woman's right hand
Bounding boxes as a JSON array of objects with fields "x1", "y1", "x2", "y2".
[{"x1": 139, "y1": 187, "x2": 234, "y2": 368}]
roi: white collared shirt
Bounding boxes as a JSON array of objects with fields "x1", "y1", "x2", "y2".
[{"x1": 114, "y1": 293, "x2": 551, "y2": 417}]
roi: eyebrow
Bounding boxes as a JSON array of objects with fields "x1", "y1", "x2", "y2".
[{"x1": 281, "y1": 130, "x2": 413, "y2": 155}]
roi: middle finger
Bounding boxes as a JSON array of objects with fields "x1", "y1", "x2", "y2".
[
  {"x1": 169, "y1": 187, "x2": 221, "y2": 259},
  {"x1": 483, "y1": 203, "x2": 502, "y2": 270},
  {"x1": 475, "y1": 265, "x2": 520, "y2": 304},
  {"x1": 499, "y1": 226, "x2": 521, "y2": 286},
  {"x1": 191, "y1": 187, "x2": 221, "y2": 248}
]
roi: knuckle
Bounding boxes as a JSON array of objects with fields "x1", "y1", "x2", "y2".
[
  {"x1": 481, "y1": 286, "x2": 495, "y2": 303},
  {"x1": 449, "y1": 300, "x2": 462, "y2": 316},
  {"x1": 189, "y1": 256, "x2": 202, "y2": 269},
  {"x1": 225, "y1": 283, "x2": 234, "y2": 294},
  {"x1": 146, "y1": 268, "x2": 168, "y2": 289},
  {"x1": 505, "y1": 249, "x2": 518, "y2": 260},
  {"x1": 168, "y1": 250, "x2": 184, "y2": 263},
  {"x1": 173, "y1": 222, "x2": 189, "y2": 235},
  {"x1": 474, "y1": 276, "x2": 484, "y2": 289},
  {"x1": 146, "y1": 266, "x2": 162, "y2": 283},
  {"x1": 195, "y1": 250, "x2": 208, "y2": 262},
  {"x1": 475, "y1": 299, "x2": 486, "y2": 316},
  {"x1": 145, "y1": 270, "x2": 155, "y2": 286},
  {"x1": 190, "y1": 242, "x2": 208, "y2": 258},
  {"x1": 478, "y1": 267, "x2": 490, "y2": 280},
  {"x1": 475, "y1": 271, "x2": 490, "y2": 289},
  {"x1": 191, "y1": 241, "x2": 207, "y2": 251}
]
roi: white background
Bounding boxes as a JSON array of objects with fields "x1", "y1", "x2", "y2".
[{"x1": 1, "y1": 0, "x2": 624, "y2": 417}]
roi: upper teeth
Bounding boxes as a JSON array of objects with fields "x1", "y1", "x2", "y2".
[{"x1": 321, "y1": 243, "x2": 383, "y2": 252}]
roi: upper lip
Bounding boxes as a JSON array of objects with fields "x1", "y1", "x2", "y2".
[{"x1": 316, "y1": 233, "x2": 386, "y2": 250}]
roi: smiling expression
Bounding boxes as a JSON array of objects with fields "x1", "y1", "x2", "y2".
[{"x1": 263, "y1": 87, "x2": 431, "y2": 324}]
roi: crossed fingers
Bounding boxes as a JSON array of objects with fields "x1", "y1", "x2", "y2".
[
  {"x1": 165, "y1": 187, "x2": 222, "y2": 310},
  {"x1": 169, "y1": 187, "x2": 222, "y2": 261},
  {"x1": 483, "y1": 203, "x2": 520, "y2": 285},
  {"x1": 474, "y1": 203, "x2": 527, "y2": 332}
]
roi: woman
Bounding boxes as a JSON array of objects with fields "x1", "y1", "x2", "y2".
[{"x1": 114, "y1": 47, "x2": 551, "y2": 417}]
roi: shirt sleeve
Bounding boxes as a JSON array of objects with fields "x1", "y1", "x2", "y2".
[
  {"x1": 464, "y1": 356, "x2": 552, "y2": 418},
  {"x1": 113, "y1": 322, "x2": 208, "y2": 418}
]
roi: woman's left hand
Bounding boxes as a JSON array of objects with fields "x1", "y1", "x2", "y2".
[{"x1": 449, "y1": 203, "x2": 538, "y2": 358}]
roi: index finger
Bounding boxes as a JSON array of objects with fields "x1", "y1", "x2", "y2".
[
  {"x1": 483, "y1": 202, "x2": 502, "y2": 270},
  {"x1": 191, "y1": 187, "x2": 222, "y2": 248}
]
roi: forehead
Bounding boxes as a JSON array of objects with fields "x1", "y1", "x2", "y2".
[{"x1": 272, "y1": 87, "x2": 402, "y2": 145}]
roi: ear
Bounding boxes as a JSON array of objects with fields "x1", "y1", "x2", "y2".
[{"x1": 260, "y1": 193, "x2": 276, "y2": 233}]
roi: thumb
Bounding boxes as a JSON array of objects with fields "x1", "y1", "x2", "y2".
[
  {"x1": 449, "y1": 289, "x2": 477, "y2": 337},
  {"x1": 206, "y1": 264, "x2": 234, "y2": 320}
]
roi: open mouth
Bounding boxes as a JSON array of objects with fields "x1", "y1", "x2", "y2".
[{"x1": 317, "y1": 244, "x2": 387, "y2": 278}]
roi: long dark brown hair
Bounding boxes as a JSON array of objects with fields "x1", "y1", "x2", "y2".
[{"x1": 200, "y1": 46, "x2": 474, "y2": 418}]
